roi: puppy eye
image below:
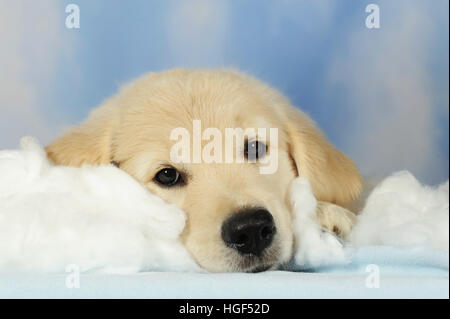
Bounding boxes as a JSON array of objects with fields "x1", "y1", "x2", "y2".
[
  {"x1": 244, "y1": 140, "x2": 267, "y2": 160},
  {"x1": 154, "y1": 167, "x2": 183, "y2": 187}
]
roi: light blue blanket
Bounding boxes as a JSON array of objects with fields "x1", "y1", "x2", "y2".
[{"x1": 1, "y1": 246, "x2": 447, "y2": 298}]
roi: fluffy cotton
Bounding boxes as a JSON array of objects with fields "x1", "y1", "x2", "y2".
[
  {"x1": 350, "y1": 171, "x2": 449, "y2": 252},
  {"x1": 0, "y1": 137, "x2": 200, "y2": 273},
  {"x1": 290, "y1": 178, "x2": 349, "y2": 267},
  {"x1": 289, "y1": 171, "x2": 449, "y2": 267}
]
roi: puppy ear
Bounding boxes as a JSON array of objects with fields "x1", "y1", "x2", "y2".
[
  {"x1": 284, "y1": 107, "x2": 362, "y2": 206},
  {"x1": 45, "y1": 101, "x2": 119, "y2": 166}
]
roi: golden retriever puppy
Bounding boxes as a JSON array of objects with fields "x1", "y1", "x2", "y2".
[{"x1": 46, "y1": 69, "x2": 361, "y2": 272}]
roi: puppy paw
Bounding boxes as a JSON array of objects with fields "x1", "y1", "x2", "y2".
[{"x1": 316, "y1": 201, "x2": 356, "y2": 238}]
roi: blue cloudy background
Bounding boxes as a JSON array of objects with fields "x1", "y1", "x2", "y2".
[{"x1": 0, "y1": 0, "x2": 448, "y2": 185}]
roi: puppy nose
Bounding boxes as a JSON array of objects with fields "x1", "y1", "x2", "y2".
[{"x1": 221, "y1": 209, "x2": 276, "y2": 257}]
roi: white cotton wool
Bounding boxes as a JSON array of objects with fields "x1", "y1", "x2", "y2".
[
  {"x1": 350, "y1": 171, "x2": 449, "y2": 252},
  {"x1": 0, "y1": 137, "x2": 201, "y2": 273},
  {"x1": 288, "y1": 171, "x2": 450, "y2": 268},
  {"x1": 289, "y1": 178, "x2": 349, "y2": 267}
]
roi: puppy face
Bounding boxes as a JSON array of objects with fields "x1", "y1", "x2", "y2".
[{"x1": 46, "y1": 69, "x2": 361, "y2": 272}]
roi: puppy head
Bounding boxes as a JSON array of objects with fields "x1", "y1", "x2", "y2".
[{"x1": 46, "y1": 69, "x2": 361, "y2": 272}]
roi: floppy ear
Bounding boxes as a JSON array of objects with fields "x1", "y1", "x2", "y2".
[
  {"x1": 284, "y1": 107, "x2": 362, "y2": 206},
  {"x1": 45, "y1": 101, "x2": 119, "y2": 167}
]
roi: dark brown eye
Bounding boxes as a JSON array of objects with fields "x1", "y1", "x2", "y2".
[
  {"x1": 154, "y1": 168, "x2": 182, "y2": 187},
  {"x1": 244, "y1": 140, "x2": 267, "y2": 161}
]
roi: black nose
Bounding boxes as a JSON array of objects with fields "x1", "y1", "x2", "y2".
[{"x1": 221, "y1": 209, "x2": 276, "y2": 257}]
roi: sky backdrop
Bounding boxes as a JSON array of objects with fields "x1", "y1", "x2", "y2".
[{"x1": 0, "y1": 0, "x2": 448, "y2": 185}]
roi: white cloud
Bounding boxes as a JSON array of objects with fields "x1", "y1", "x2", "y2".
[
  {"x1": 327, "y1": 1, "x2": 447, "y2": 184},
  {"x1": 0, "y1": 0, "x2": 68, "y2": 148}
]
